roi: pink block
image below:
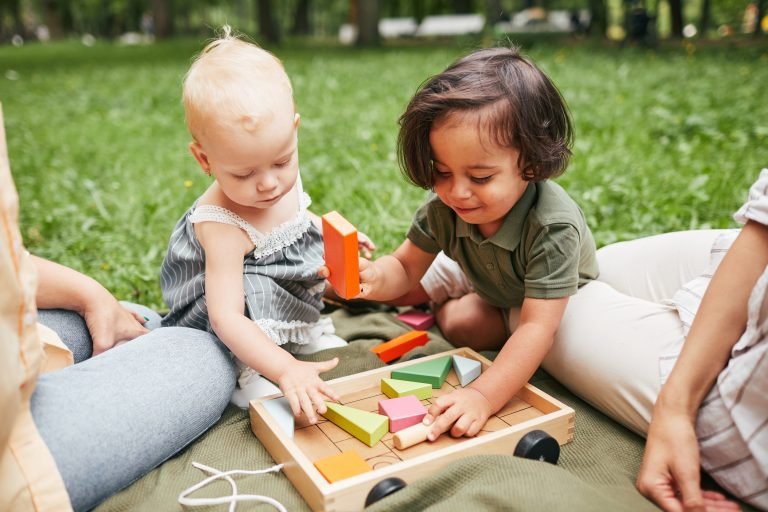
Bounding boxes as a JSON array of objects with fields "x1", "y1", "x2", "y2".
[
  {"x1": 378, "y1": 395, "x2": 427, "y2": 433},
  {"x1": 396, "y1": 310, "x2": 435, "y2": 330}
]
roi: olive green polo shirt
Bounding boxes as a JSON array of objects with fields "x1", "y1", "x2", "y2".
[{"x1": 407, "y1": 181, "x2": 599, "y2": 309}]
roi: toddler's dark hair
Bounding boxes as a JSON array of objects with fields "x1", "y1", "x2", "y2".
[{"x1": 398, "y1": 46, "x2": 573, "y2": 188}]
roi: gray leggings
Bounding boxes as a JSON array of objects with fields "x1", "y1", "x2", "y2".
[{"x1": 30, "y1": 309, "x2": 236, "y2": 511}]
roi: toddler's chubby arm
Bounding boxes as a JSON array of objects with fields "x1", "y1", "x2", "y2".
[
  {"x1": 424, "y1": 296, "x2": 568, "y2": 440},
  {"x1": 197, "y1": 221, "x2": 340, "y2": 423},
  {"x1": 353, "y1": 239, "x2": 436, "y2": 301}
]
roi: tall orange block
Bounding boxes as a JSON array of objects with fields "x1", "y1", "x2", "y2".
[
  {"x1": 371, "y1": 331, "x2": 429, "y2": 363},
  {"x1": 322, "y1": 211, "x2": 360, "y2": 300}
]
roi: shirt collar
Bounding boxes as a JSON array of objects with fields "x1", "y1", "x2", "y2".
[{"x1": 456, "y1": 182, "x2": 536, "y2": 251}]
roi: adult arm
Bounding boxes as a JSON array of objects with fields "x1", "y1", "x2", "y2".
[
  {"x1": 32, "y1": 255, "x2": 148, "y2": 355},
  {"x1": 636, "y1": 220, "x2": 768, "y2": 512}
]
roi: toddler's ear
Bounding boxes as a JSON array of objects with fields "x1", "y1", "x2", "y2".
[{"x1": 189, "y1": 142, "x2": 211, "y2": 175}]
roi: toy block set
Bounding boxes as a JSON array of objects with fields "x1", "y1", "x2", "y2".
[{"x1": 250, "y1": 348, "x2": 575, "y2": 511}]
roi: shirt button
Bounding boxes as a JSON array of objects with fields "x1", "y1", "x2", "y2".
[{"x1": 486, "y1": 263, "x2": 494, "y2": 269}]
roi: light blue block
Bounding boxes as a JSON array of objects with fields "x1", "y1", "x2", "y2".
[
  {"x1": 262, "y1": 397, "x2": 294, "y2": 438},
  {"x1": 452, "y1": 354, "x2": 481, "y2": 387}
]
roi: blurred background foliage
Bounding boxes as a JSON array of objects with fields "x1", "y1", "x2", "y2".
[
  {"x1": 0, "y1": 0, "x2": 766, "y2": 45},
  {"x1": 0, "y1": 1, "x2": 767, "y2": 308}
]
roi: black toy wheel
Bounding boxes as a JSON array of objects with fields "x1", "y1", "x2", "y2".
[
  {"x1": 514, "y1": 429, "x2": 560, "y2": 464},
  {"x1": 365, "y1": 477, "x2": 407, "y2": 507}
]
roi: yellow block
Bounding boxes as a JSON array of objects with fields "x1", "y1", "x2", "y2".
[{"x1": 322, "y1": 402, "x2": 388, "y2": 447}]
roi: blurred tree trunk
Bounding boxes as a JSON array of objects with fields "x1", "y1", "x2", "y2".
[
  {"x1": 587, "y1": 0, "x2": 606, "y2": 37},
  {"x1": 356, "y1": 0, "x2": 380, "y2": 47},
  {"x1": 413, "y1": 0, "x2": 426, "y2": 23},
  {"x1": 486, "y1": 0, "x2": 502, "y2": 28},
  {"x1": 699, "y1": 0, "x2": 710, "y2": 35},
  {"x1": 152, "y1": 0, "x2": 174, "y2": 39},
  {"x1": 452, "y1": 0, "x2": 472, "y2": 13},
  {"x1": 756, "y1": 0, "x2": 765, "y2": 37},
  {"x1": 257, "y1": 0, "x2": 281, "y2": 44},
  {"x1": 292, "y1": 0, "x2": 311, "y2": 35},
  {"x1": 41, "y1": 0, "x2": 65, "y2": 38},
  {"x1": 668, "y1": 0, "x2": 683, "y2": 37}
]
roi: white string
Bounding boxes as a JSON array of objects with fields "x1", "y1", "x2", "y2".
[{"x1": 178, "y1": 461, "x2": 287, "y2": 512}]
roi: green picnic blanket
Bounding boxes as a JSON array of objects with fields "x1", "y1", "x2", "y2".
[{"x1": 94, "y1": 307, "x2": 748, "y2": 512}]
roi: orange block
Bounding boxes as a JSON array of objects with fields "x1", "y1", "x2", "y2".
[
  {"x1": 322, "y1": 211, "x2": 360, "y2": 299},
  {"x1": 371, "y1": 331, "x2": 429, "y2": 363},
  {"x1": 313, "y1": 450, "x2": 372, "y2": 483}
]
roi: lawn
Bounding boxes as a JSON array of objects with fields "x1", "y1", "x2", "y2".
[{"x1": 1, "y1": 36, "x2": 767, "y2": 309}]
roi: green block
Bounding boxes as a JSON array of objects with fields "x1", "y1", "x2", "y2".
[
  {"x1": 322, "y1": 402, "x2": 389, "y2": 447},
  {"x1": 390, "y1": 356, "x2": 452, "y2": 388},
  {"x1": 381, "y1": 378, "x2": 433, "y2": 400}
]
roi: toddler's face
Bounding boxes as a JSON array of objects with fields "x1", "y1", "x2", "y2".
[
  {"x1": 193, "y1": 109, "x2": 300, "y2": 210},
  {"x1": 429, "y1": 117, "x2": 528, "y2": 239}
]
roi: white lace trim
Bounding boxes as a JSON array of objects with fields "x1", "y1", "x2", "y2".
[
  {"x1": 189, "y1": 192, "x2": 313, "y2": 260},
  {"x1": 254, "y1": 316, "x2": 334, "y2": 346}
]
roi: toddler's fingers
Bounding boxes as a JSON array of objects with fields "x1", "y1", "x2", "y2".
[
  {"x1": 299, "y1": 392, "x2": 317, "y2": 424},
  {"x1": 450, "y1": 414, "x2": 479, "y2": 438},
  {"x1": 315, "y1": 357, "x2": 339, "y2": 374},
  {"x1": 465, "y1": 419, "x2": 483, "y2": 438},
  {"x1": 308, "y1": 388, "x2": 328, "y2": 415},
  {"x1": 427, "y1": 405, "x2": 461, "y2": 441},
  {"x1": 423, "y1": 398, "x2": 449, "y2": 426},
  {"x1": 319, "y1": 382, "x2": 340, "y2": 403},
  {"x1": 285, "y1": 391, "x2": 302, "y2": 417},
  {"x1": 317, "y1": 265, "x2": 330, "y2": 279}
]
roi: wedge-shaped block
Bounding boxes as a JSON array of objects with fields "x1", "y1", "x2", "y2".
[
  {"x1": 322, "y1": 211, "x2": 360, "y2": 299},
  {"x1": 452, "y1": 354, "x2": 482, "y2": 387},
  {"x1": 378, "y1": 395, "x2": 427, "y2": 432},
  {"x1": 313, "y1": 450, "x2": 372, "y2": 483},
  {"x1": 322, "y1": 402, "x2": 388, "y2": 447},
  {"x1": 396, "y1": 309, "x2": 435, "y2": 330},
  {"x1": 381, "y1": 377, "x2": 432, "y2": 400},
  {"x1": 262, "y1": 397, "x2": 294, "y2": 438},
  {"x1": 371, "y1": 331, "x2": 429, "y2": 363},
  {"x1": 390, "y1": 356, "x2": 452, "y2": 388}
]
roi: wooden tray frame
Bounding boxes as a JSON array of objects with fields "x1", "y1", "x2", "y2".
[{"x1": 249, "y1": 347, "x2": 574, "y2": 511}]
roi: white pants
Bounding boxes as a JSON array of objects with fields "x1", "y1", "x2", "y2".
[
  {"x1": 544, "y1": 229, "x2": 731, "y2": 436},
  {"x1": 422, "y1": 230, "x2": 731, "y2": 436}
]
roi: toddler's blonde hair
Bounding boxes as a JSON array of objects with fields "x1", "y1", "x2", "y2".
[{"x1": 183, "y1": 26, "x2": 293, "y2": 142}]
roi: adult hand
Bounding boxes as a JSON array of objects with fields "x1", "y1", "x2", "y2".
[
  {"x1": 83, "y1": 298, "x2": 149, "y2": 355},
  {"x1": 277, "y1": 358, "x2": 340, "y2": 424},
  {"x1": 636, "y1": 411, "x2": 740, "y2": 512},
  {"x1": 423, "y1": 387, "x2": 492, "y2": 440}
]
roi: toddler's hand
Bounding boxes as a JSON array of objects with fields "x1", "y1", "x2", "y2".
[
  {"x1": 357, "y1": 231, "x2": 376, "y2": 259},
  {"x1": 356, "y1": 257, "x2": 380, "y2": 299},
  {"x1": 277, "y1": 358, "x2": 341, "y2": 424},
  {"x1": 423, "y1": 387, "x2": 492, "y2": 440}
]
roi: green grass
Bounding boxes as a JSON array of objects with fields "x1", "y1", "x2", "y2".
[{"x1": 1, "y1": 37, "x2": 767, "y2": 309}]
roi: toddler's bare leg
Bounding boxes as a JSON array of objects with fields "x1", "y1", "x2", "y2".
[{"x1": 435, "y1": 293, "x2": 506, "y2": 350}]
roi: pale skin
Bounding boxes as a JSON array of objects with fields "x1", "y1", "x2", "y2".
[
  {"x1": 188, "y1": 94, "x2": 373, "y2": 423},
  {"x1": 324, "y1": 112, "x2": 570, "y2": 440},
  {"x1": 33, "y1": 256, "x2": 148, "y2": 354},
  {"x1": 636, "y1": 220, "x2": 768, "y2": 512}
]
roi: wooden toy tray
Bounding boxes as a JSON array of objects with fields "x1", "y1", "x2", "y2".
[{"x1": 249, "y1": 348, "x2": 575, "y2": 511}]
